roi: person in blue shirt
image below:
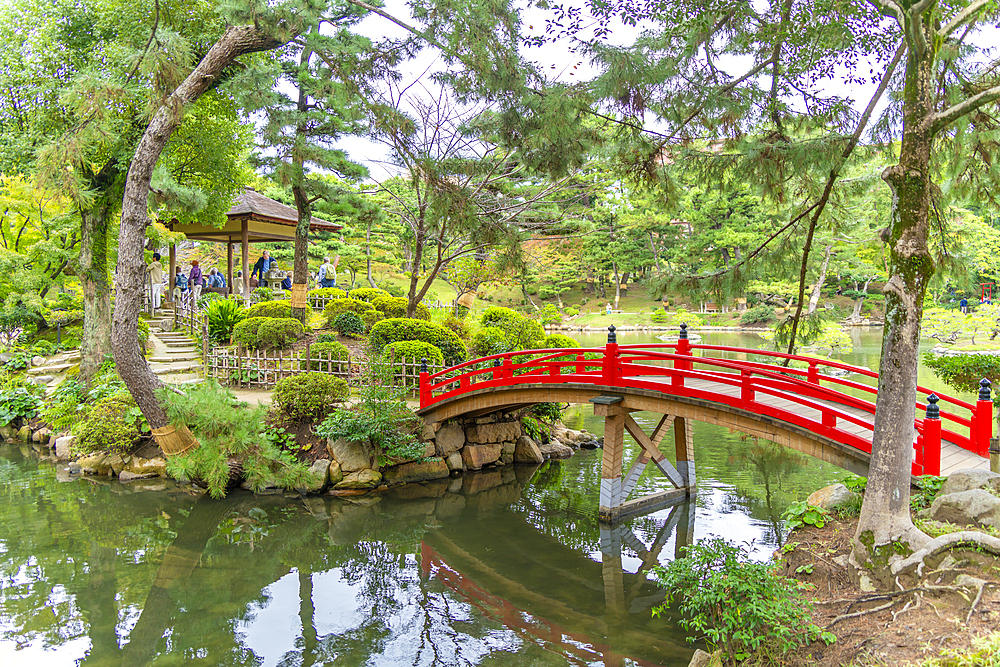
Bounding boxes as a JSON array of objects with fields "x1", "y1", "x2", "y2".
[
  {"x1": 960, "y1": 297, "x2": 969, "y2": 314},
  {"x1": 251, "y1": 250, "x2": 274, "y2": 283},
  {"x1": 281, "y1": 272, "x2": 292, "y2": 290}
]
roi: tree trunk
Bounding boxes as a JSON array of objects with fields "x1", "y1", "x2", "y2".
[
  {"x1": 78, "y1": 203, "x2": 112, "y2": 388},
  {"x1": 113, "y1": 25, "x2": 285, "y2": 435},
  {"x1": 852, "y1": 44, "x2": 937, "y2": 586},
  {"x1": 290, "y1": 183, "x2": 311, "y2": 324},
  {"x1": 648, "y1": 231, "x2": 662, "y2": 272},
  {"x1": 366, "y1": 223, "x2": 377, "y2": 287},
  {"x1": 612, "y1": 262, "x2": 621, "y2": 309},
  {"x1": 807, "y1": 245, "x2": 832, "y2": 315}
]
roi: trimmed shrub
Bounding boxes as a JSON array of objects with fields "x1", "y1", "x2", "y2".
[
  {"x1": 74, "y1": 392, "x2": 142, "y2": 453},
  {"x1": 371, "y1": 296, "x2": 430, "y2": 321},
  {"x1": 923, "y1": 352, "x2": 1000, "y2": 394},
  {"x1": 323, "y1": 298, "x2": 376, "y2": 325},
  {"x1": 250, "y1": 287, "x2": 274, "y2": 304},
  {"x1": 385, "y1": 340, "x2": 444, "y2": 369},
  {"x1": 272, "y1": 372, "x2": 349, "y2": 422},
  {"x1": 479, "y1": 305, "x2": 545, "y2": 350},
  {"x1": 540, "y1": 303, "x2": 561, "y2": 325},
  {"x1": 309, "y1": 287, "x2": 347, "y2": 299},
  {"x1": 245, "y1": 299, "x2": 291, "y2": 320},
  {"x1": 233, "y1": 317, "x2": 270, "y2": 349},
  {"x1": 564, "y1": 307, "x2": 579, "y2": 317},
  {"x1": 258, "y1": 318, "x2": 304, "y2": 349},
  {"x1": 369, "y1": 318, "x2": 467, "y2": 364},
  {"x1": 480, "y1": 305, "x2": 523, "y2": 329},
  {"x1": 442, "y1": 314, "x2": 469, "y2": 339},
  {"x1": 307, "y1": 341, "x2": 350, "y2": 370},
  {"x1": 472, "y1": 326, "x2": 512, "y2": 356},
  {"x1": 206, "y1": 298, "x2": 246, "y2": 343},
  {"x1": 741, "y1": 304, "x2": 776, "y2": 325},
  {"x1": 315, "y1": 333, "x2": 339, "y2": 344},
  {"x1": 349, "y1": 287, "x2": 391, "y2": 303},
  {"x1": 360, "y1": 310, "x2": 383, "y2": 329},
  {"x1": 333, "y1": 312, "x2": 367, "y2": 336},
  {"x1": 542, "y1": 333, "x2": 580, "y2": 348}
]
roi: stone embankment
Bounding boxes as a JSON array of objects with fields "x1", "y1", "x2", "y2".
[{"x1": 3, "y1": 410, "x2": 602, "y2": 497}]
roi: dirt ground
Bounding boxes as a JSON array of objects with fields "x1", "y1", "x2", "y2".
[{"x1": 778, "y1": 517, "x2": 1000, "y2": 666}]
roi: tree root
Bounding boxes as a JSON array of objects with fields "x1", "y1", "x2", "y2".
[
  {"x1": 828, "y1": 600, "x2": 896, "y2": 627},
  {"x1": 890, "y1": 531, "x2": 1000, "y2": 578}
]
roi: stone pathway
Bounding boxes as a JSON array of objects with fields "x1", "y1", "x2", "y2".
[{"x1": 147, "y1": 328, "x2": 202, "y2": 376}]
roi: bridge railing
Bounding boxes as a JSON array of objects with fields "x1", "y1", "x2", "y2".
[{"x1": 419, "y1": 325, "x2": 993, "y2": 476}]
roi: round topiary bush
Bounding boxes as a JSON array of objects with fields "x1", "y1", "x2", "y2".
[
  {"x1": 257, "y1": 318, "x2": 304, "y2": 349},
  {"x1": 369, "y1": 318, "x2": 467, "y2": 364},
  {"x1": 307, "y1": 341, "x2": 350, "y2": 370},
  {"x1": 323, "y1": 298, "x2": 376, "y2": 325},
  {"x1": 741, "y1": 304, "x2": 776, "y2": 325},
  {"x1": 480, "y1": 305, "x2": 522, "y2": 328},
  {"x1": 333, "y1": 311, "x2": 366, "y2": 336},
  {"x1": 371, "y1": 296, "x2": 431, "y2": 321},
  {"x1": 348, "y1": 287, "x2": 391, "y2": 303},
  {"x1": 472, "y1": 326, "x2": 512, "y2": 356},
  {"x1": 74, "y1": 392, "x2": 141, "y2": 453},
  {"x1": 245, "y1": 300, "x2": 291, "y2": 319},
  {"x1": 272, "y1": 372, "x2": 349, "y2": 422},
  {"x1": 542, "y1": 333, "x2": 580, "y2": 349},
  {"x1": 233, "y1": 317, "x2": 271, "y2": 349},
  {"x1": 360, "y1": 309, "x2": 383, "y2": 329},
  {"x1": 478, "y1": 306, "x2": 545, "y2": 350},
  {"x1": 384, "y1": 340, "x2": 444, "y2": 369},
  {"x1": 309, "y1": 287, "x2": 347, "y2": 299}
]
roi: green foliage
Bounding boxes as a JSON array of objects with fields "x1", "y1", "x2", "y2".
[
  {"x1": 272, "y1": 372, "x2": 349, "y2": 422},
  {"x1": 371, "y1": 295, "x2": 431, "y2": 320},
  {"x1": 244, "y1": 300, "x2": 291, "y2": 320},
  {"x1": 233, "y1": 317, "x2": 270, "y2": 349},
  {"x1": 782, "y1": 501, "x2": 830, "y2": 530},
  {"x1": 471, "y1": 326, "x2": 513, "y2": 356},
  {"x1": 160, "y1": 381, "x2": 311, "y2": 498},
  {"x1": 360, "y1": 309, "x2": 383, "y2": 329},
  {"x1": 333, "y1": 311, "x2": 367, "y2": 336},
  {"x1": 923, "y1": 305, "x2": 1000, "y2": 346},
  {"x1": 841, "y1": 474, "x2": 868, "y2": 493},
  {"x1": 205, "y1": 298, "x2": 246, "y2": 343},
  {"x1": 136, "y1": 318, "x2": 150, "y2": 349},
  {"x1": 0, "y1": 385, "x2": 43, "y2": 426},
  {"x1": 385, "y1": 340, "x2": 444, "y2": 369},
  {"x1": 196, "y1": 292, "x2": 225, "y2": 310},
  {"x1": 73, "y1": 392, "x2": 142, "y2": 454},
  {"x1": 40, "y1": 379, "x2": 83, "y2": 431},
  {"x1": 651, "y1": 309, "x2": 669, "y2": 324},
  {"x1": 564, "y1": 306, "x2": 579, "y2": 317},
  {"x1": 441, "y1": 314, "x2": 470, "y2": 338},
  {"x1": 349, "y1": 287, "x2": 391, "y2": 303},
  {"x1": 257, "y1": 318, "x2": 304, "y2": 349},
  {"x1": 369, "y1": 318, "x2": 467, "y2": 364},
  {"x1": 308, "y1": 341, "x2": 350, "y2": 369},
  {"x1": 529, "y1": 402, "x2": 565, "y2": 422},
  {"x1": 479, "y1": 306, "x2": 545, "y2": 350},
  {"x1": 652, "y1": 539, "x2": 832, "y2": 664},
  {"x1": 250, "y1": 287, "x2": 274, "y2": 304},
  {"x1": 323, "y1": 298, "x2": 376, "y2": 326},
  {"x1": 923, "y1": 352, "x2": 1000, "y2": 394},
  {"x1": 911, "y1": 475, "x2": 947, "y2": 512},
  {"x1": 316, "y1": 354, "x2": 423, "y2": 463},
  {"x1": 480, "y1": 305, "x2": 523, "y2": 329},
  {"x1": 539, "y1": 303, "x2": 561, "y2": 325},
  {"x1": 309, "y1": 287, "x2": 347, "y2": 299},
  {"x1": 542, "y1": 333, "x2": 580, "y2": 349},
  {"x1": 741, "y1": 304, "x2": 776, "y2": 325},
  {"x1": 314, "y1": 333, "x2": 340, "y2": 344}
]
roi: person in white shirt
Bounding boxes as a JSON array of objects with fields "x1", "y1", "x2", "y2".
[{"x1": 148, "y1": 253, "x2": 164, "y2": 309}]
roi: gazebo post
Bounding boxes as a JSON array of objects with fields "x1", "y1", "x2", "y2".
[
  {"x1": 241, "y1": 219, "x2": 249, "y2": 303},
  {"x1": 168, "y1": 242, "x2": 176, "y2": 303},
  {"x1": 227, "y1": 241, "x2": 233, "y2": 295}
]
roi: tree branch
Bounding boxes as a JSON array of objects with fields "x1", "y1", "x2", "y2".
[
  {"x1": 931, "y1": 82, "x2": 1000, "y2": 133},
  {"x1": 938, "y1": 0, "x2": 990, "y2": 38}
]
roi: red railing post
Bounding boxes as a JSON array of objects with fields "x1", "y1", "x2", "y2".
[
  {"x1": 575, "y1": 353, "x2": 584, "y2": 375},
  {"x1": 740, "y1": 369, "x2": 754, "y2": 405},
  {"x1": 502, "y1": 355, "x2": 513, "y2": 381},
  {"x1": 492, "y1": 357, "x2": 502, "y2": 381},
  {"x1": 419, "y1": 357, "x2": 430, "y2": 408},
  {"x1": 922, "y1": 393, "x2": 942, "y2": 476},
  {"x1": 976, "y1": 379, "x2": 993, "y2": 457},
  {"x1": 673, "y1": 323, "x2": 692, "y2": 387},
  {"x1": 603, "y1": 325, "x2": 619, "y2": 385},
  {"x1": 807, "y1": 361, "x2": 819, "y2": 384}
]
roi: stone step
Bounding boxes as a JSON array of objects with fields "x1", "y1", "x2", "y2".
[
  {"x1": 28, "y1": 363, "x2": 73, "y2": 375},
  {"x1": 163, "y1": 341, "x2": 196, "y2": 348},
  {"x1": 151, "y1": 362, "x2": 202, "y2": 375},
  {"x1": 149, "y1": 353, "x2": 200, "y2": 362},
  {"x1": 156, "y1": 333, "x2": 193, "y2": 340}
]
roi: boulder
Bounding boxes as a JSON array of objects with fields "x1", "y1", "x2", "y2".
[
  {"x1": 580, "y1": 438, "x2": 601, "y2": 450},
  {"x1": 445, "y1": 451, "x2": 465, "y2": 472},
  {"x1": 383, "y1": 458, "x2": 450, "y2": 486},
  {"x1": 334, "y1": 469, "x2": 382, "y2": 490},
  {"x1": 55, "y1": 435, "x2": 75, "y2": 460},
  {"x1": 940, "y1": 469, "x2": 1000, "y2": 497},
  {"x1": 108, "y1": 453, "x2": 129, "y2": 476},
  {"x1": 119, "y1": 471, "x2": 157, "y2": 482},
  {"x1": 687, "y1": 649, "x2": 718, "y2": 667},
  {"x1": 327, "y1": 438, "x2": 376, "y2": 473},
  {"x1": 32, "y1": 427, "x2": 52, "y2": 443},
  {"x1": 500, "y1": 441, "x2": 516, "y2": 465},
  {"x1": 16, "y1": 425, "x2": 31, "y2": 441},
  {"x1": 514, "y1": 435, "x2": 544, "y2": 464},
  {"x1": 31, "y1": 355, "x2": 45, "y2": 367},
  {"x1": 461, "y1": 443, "x2": 502, "y2": 470},
  {"x1": 806, "y1": 483, "x2": 860, "y2": 511},
  {"x1": 301, "y1": 459, "x2": 331, "y2": 494},
  {"x1": 926, "y1": 489, "x2": 1000, "y2": 528},
  {"x1": 538, "y1": 441, "x2": 574, "y2": 459},
  {"x1": 77, "y1": 452, "x2": 112, "y2": 476},
  {"x1": 465, "y1": 421, "x2": 521, "y2": 445},
  {"x1": 126, "y1": 456, "x2": 167, "y2": 477},
  {"x1": 0, "y1": 425, "x2": 12, "y2": 440},
  {"x1": 435, "y1": 424, "x2": 466, "y2": 456},
  {"x1": 327, "y1": 460, "x2": 344, "y2": 486},
  {"x1": 420, "y1": 424, "x2": 436, "y2": 441},
  {"x1": 159, "y1": 318, "x2": 175, "y2": 332}
]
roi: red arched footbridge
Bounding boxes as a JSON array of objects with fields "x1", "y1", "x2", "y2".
[{"x1": 418, "y1": 325, "x2": 993, "y2": 521}]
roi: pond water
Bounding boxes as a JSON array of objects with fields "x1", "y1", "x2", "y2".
[{"x1": 0, "y1": 328, "x2": 964, "y2": 666}]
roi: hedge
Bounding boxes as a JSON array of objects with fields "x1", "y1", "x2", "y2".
[
  {"x1": 369, "y1": 318, "x2": 467, "y2": 364},
  {"x1": 233, "y1": 316, "x2": 303, "y2": 349},
  {"x1": 308, "y1": 341, "x2": 350, "y2": 369},
  {"x1": 244, "y1": 300, "x2": 291, "y2": 320},
  {"x1": 323, "y1": 298, "x2": 376, "y2": 325},
  {"x1": 384, "y1": 340, "x2": 444, "y2": 369},
  {"x1": 349, "y1": 287, "x2": 391, "y2": 303},
  {"x1": 233, "y1": 317, "x2": 271, "y2": 349},
  {"x1": 922, "y1": 352, "x2": 1000, "y2": 394},
  {"x1": 309, "y1": 287, "x2": 347, "y2": 299},
  {"x1": 478, "y1": 306, "x2": 544, "y2": 350},
  {"x1": 273, "y1": 373, "x2": 349, "y2": 422},
  {"x1": 371, "y1": 295, "x2": 431, "y2": 321}
]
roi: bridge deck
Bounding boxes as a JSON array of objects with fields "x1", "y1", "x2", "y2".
[{"x1": 646, "y1": 374, "x2": 989, "y2": 476}]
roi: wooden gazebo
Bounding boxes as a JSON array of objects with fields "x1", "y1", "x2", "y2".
[{"x1": 167, "y1": 188, "x2": 342, "y2": 299}]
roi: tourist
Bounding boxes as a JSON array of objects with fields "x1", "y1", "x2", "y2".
[
  {"x1": 960, "y1": 296, "x2": 968, "y2": 314},
  {"x1": 317, "y1": 256, "x2": 337, "y2": 288},
  {"x1": 234, "y1": 270, "x2": 245, "y2": 296},
  {"x1": 147, "y1": 253, "x2": 163, "y2": 309},
  {"x1": 281, "y1": 270, "x2": 292, "y2": 290},
  {"x1": 189, "y1": 260, "x2": 203, "y2": 301},
  {"x1": 251, "y1": 249, "x2": 274, "y2": 283},
  {"x1": 606, "y1": 302, "x2": 612, "y2": 315}
]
